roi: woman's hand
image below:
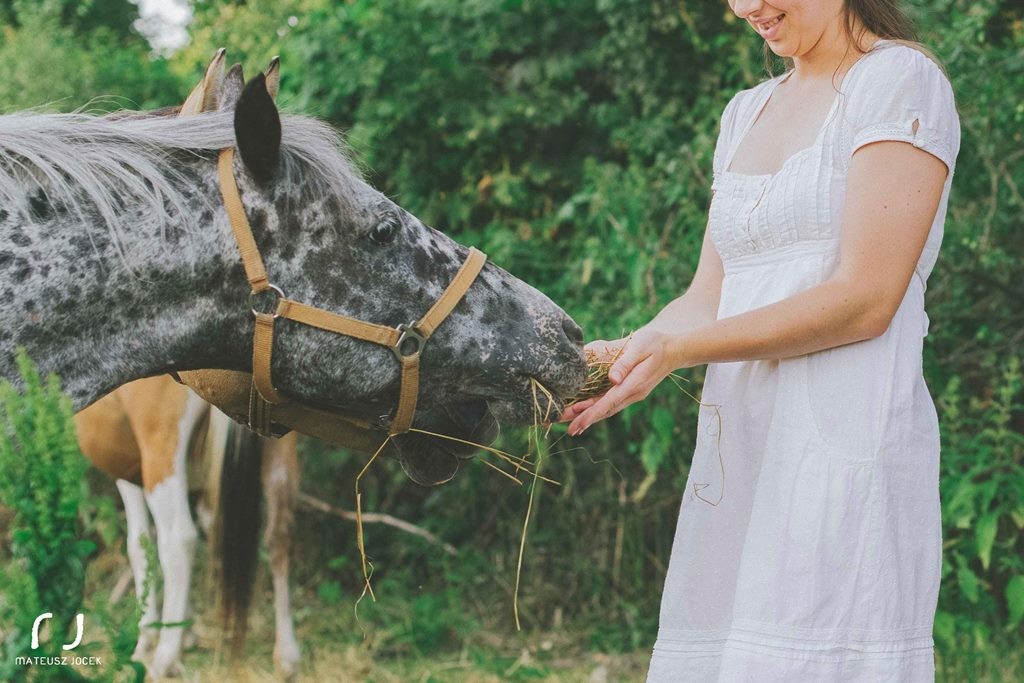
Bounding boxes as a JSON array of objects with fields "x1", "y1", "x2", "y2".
[
  {"x1": 558, "y1": 326, "x2": 685, "y2": 436},
  {"x1": 554, "y1": 336, "x2": 628, "y2": 423}
]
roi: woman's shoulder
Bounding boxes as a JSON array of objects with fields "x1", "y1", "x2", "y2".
[
  {"x1": 837, "y1": 39, "x2": 961, "y2": 171},
  {"x1": 725, "y1": 72, "x2": 786, "y2": 114},
  {"x1": 719, "y1": 72, "x2": 788, "y2": 135},
  {"x1": 843, "y1": 40, "x2": 953, "y2": 99}
]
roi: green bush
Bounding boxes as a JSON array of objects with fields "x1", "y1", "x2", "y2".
[
  {"x1": 0, "y1": 349, "x2": 144, "y2": 682},
  {"x1": 0, "y1": 350, "x2": 93, "y2": 680}
]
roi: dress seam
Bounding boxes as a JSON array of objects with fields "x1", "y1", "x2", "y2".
[
  {"x1": 657, "y1": 619, "x2": 934, "y2": 642},
  {"x1": 652, "y1": 640, "x2": 935, "y2": 665}
]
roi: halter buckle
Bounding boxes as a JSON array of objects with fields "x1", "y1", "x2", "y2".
[
  {"x1": 249, "y1": 284, "x2": 285, "y2": 318},
  {"x1": 392, "y1": 321, "x2": 426, "y2": 360}
]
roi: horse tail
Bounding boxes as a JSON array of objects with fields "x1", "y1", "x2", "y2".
[{"x1": 214, "y1": 420, "x2": 263, "y2": 658}]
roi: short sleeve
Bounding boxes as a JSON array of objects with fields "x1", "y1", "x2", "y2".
[{"x1": 841, "y1": 45, "x2": 961, "y2": 173}]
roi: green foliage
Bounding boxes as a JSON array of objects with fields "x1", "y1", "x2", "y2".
[
  {"x1": 0, "y1": 350, "x2": 145, "y2": 681},
  {"x1": 0, "y1": 1, "x2": 181, "y2": 112},
  {"x1": 937, "y1": 356, "x2": 1024, "y2": 639},
  {"x1": 0, "y1": 349, "x2": 91, "y2": 680},
  {"x1": 1, "y1": 0, "x2": 142, "y2": 44}
]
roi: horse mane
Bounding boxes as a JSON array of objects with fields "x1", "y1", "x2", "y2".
[{"x1": 0, "y1": 108, "x2": 367, "y2": 260}]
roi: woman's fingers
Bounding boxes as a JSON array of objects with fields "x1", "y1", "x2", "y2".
[
  {"x1": 566, "y1": 356, "x2": 657, "y2": 435},
  {"x1": 567, "y1": 382, "x2": 629, "y2": 435},
  {"x1": 584, "y1": 338, "x2": 625, "y2": 363},
  {"x1": 608, "y1": 342, "x2": 648, "y2": 384},
  {"x1": 556, "y1": 397, "x2": 597, "y2": 423},
  {"x1": 566, "y1": 379, "x2": 634, "y2": 435},
  {"x1": 549, "y1": 338, "x2": 628, "y2": 426}
]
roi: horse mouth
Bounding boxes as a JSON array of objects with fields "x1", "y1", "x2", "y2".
[
  {"x1": 390, "y1": 398, "x2": 499, "y2": 485},
  {"x1": 484, "y1": 376, "x2": 568, "y2": 426},
  {"x1": 392, "y1": 376, "x2": 573, "y2": 486}
]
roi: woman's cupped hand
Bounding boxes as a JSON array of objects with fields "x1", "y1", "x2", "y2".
[{"x1": 557, "y1": 325, "x2": 684, "y2": 436}]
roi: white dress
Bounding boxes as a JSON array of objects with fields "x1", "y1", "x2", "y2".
[{"x1": 646, "y1": 41, "x2": 961, "y2": 682}]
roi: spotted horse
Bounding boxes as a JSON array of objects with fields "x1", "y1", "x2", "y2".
[
  {"x1": 0, "y1": 45, "x2": 586, "y2": 493},
  {"x1": 1, "y1": 44, "x2": 586, "y2": 677}
]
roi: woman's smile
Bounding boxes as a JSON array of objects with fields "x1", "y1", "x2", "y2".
[{"x1": 754, "y1": 13, "x2": 786, "y2": 41}]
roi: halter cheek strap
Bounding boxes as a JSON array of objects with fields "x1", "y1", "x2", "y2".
[{"x1": 217, "y1": 147, "x2": 487, "y2": 437}]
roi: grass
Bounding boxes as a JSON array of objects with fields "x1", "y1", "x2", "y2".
[
  {"x1": 73, "y1": 504, "x2": 1024, "y2": 683},
  {"x1": 81, "y1": 537, "x2": 651, "y2": 682}
]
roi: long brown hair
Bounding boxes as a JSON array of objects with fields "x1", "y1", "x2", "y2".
[{"x1": 763, "y1": 1, "x2": 948, "y2": 79}]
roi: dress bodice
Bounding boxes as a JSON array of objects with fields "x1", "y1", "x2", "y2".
[{"x1": 707, "y1": 40, "x2": 961, "y2": 289}]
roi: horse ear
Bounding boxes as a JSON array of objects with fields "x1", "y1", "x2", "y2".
[
  {"x1": 234, "y1": 73, "x2": 281, "y2": 184},
  {"x1": 218, "y1": 63, "x2": 246, "y2": 112},
  {"x1": 180, "y1": 47, "x2": 226, "y2": 116},
  {"x1": 265, "y1": 56, "x2": 280, "y2": 101}
]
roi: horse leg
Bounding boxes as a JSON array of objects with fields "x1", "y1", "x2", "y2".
[
  {"x1": 262, "y1": 432, "x2": 301, "y2": 680},
  {"x1": 194, "y1": 407, "x2": 231, "y2": 540},
  {"x1": 141, "y1": 390, "x2": 206, "y2": 679},
  {"x1": 116, "y1": 479, "x2": 160, "y2": 663}
]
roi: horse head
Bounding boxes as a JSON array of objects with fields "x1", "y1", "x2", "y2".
[
  {"x1": 0, "y1": 51, "x2": 587, "y2": 484},
  {"x1": 172, "y1": 52, "x2": 589, "y2": 481}
]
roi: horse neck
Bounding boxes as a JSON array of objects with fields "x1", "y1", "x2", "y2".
[{"x1": 0, "y1": 155, "x2": 255, "y2": 410}]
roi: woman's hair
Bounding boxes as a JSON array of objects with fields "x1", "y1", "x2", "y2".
[{"x1": 763, "y1": 0, "x2": 948, "y2": 79}]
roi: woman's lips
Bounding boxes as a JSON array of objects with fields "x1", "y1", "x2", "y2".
[{"x1": 755, "y1": 13, "x2": 785, "y2": 41}]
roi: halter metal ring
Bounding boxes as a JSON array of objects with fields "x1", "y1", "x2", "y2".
[
  {"x1": 392, "y1": 321, "x2": 426, "y2": 360},
  {"x1": 249, "y1": 284, "x2": 285, "y2": 318}
]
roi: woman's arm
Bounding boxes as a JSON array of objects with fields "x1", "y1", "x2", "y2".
[
  {"x1": 574, "y1": 208, "x2": 725, "y2": 364},
  {"x1": 558, "y1": 211, "x2": 724, "y2": 424},
  {"x1": 563, "y1": 139, "x2": 949, "y2": 435}
]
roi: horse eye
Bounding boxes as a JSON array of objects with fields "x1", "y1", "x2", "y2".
[{"x1": 369, "y1": 218, "x2": 399, "y2": 245}]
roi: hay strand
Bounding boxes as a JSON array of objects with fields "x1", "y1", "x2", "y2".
[
  {"x1": 512, "y1": 379, "x2": 553, "y2": 631},
  {"x1": 666, "y1": 372, "x2": 726, "y2": 507},
  {"x1": 354, "y1": 435, "x2": 391, "y2": 609}
]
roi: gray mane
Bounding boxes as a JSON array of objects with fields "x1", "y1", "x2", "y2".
[{"x1": 0, "y1": 109, "x2": 367, "y2": 260}]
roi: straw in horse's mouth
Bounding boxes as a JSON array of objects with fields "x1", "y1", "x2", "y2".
[{"x1": 528, "y1": 377, "x2": 563, "y2": 425}]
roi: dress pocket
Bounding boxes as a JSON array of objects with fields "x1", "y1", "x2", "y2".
[{"x1": 797, "y1": 338, "x2": 894, "y2": 466}]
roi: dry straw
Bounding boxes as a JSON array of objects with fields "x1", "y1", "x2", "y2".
[
  {"x1": 562, "y1": 335, "x2": 630, "y2": 409},
  {"x1": 351, "y1": 330, "x2": 728, "y2": 630}
]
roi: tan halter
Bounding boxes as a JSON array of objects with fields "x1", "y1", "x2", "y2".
[{"x1": 216, "y1": 147, "x2": 487, "y2": 437}]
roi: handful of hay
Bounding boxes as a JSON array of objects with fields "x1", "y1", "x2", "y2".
[{"x1": 563, "y1": 333, "x2": 631, "y2": 410}]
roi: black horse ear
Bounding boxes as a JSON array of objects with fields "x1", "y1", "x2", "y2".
[{"x1": 234, "y1": 73, "x2": 281, "y2": 184}]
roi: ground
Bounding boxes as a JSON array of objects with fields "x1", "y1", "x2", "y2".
[{"x1": 77, "y1": 539, "x2": 1022, "y2": 683}]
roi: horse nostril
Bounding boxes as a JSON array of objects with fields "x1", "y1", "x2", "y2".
[{"x1": 561, "y1": 316, "x2": 584, "y2": 345}]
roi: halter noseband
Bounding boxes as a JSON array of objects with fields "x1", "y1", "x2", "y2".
[{"x1": 217, "y1": 147, "x2": 487, "y2": 437}]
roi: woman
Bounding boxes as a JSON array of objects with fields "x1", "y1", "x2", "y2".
[{"x1": 559, "y1": 1, "x2": 960, "y2": 680}]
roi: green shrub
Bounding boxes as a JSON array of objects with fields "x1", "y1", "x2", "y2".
[
  {"x1": 0, "y1": 349, "x2": 93, "y2": 680},
  {"x1": 0, "y1": 350, "x2": 145, "y2": 682}
]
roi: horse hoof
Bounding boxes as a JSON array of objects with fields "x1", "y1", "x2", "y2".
[
  {"x1": 274, "y1": 645, "x2": 301, "y2": 681},
  {"x1": 130, "y1": 638, "x2": 153, "y2": 663},
  {"x1": 149, "y1": 651, "x2": 183, "y2": 679}
]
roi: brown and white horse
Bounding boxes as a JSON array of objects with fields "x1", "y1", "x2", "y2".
[{"x1": 74, "y1": 375, "x2": 302, "y2": 680}]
